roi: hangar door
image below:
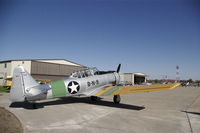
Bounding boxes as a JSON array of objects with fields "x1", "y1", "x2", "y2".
[{"x1": 134, "y1": 75, "x2": 146, "y2": 85}]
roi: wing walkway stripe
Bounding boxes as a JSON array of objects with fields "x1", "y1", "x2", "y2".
[
  {"x1": 101, "y1": 86, "x2": 121, "y2": 96},
  {"x1": 94, "y1": 86, "x2": 114, "y2": 96}
]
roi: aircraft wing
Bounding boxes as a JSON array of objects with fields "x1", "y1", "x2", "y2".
[
  {"x1": 83, "y1": 84, "x2": 113, "y2": 96},
  {"x1": 93, "y1": 83, "x2": 180, "y2": 96}
]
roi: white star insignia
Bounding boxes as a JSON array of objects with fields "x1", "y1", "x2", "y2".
[{"x1": 68, "y1": 82, "x2": 79, "y2": 93}]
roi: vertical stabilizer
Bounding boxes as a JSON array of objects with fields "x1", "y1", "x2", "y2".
[{"x1": 10, "y1": 66, "x2": 39, "y2": 102}]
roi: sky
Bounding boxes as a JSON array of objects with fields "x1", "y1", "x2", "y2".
[{"x1": 0, "y1": 0, "x2": 200, "y2": 80}]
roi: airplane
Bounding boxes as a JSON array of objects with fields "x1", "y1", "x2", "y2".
[{"x1": 10, "y1": 64, "x2": 180, "y2": 109}]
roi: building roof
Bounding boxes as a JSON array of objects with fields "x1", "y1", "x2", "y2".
[
  {"x1": 124, "y1": 72, "x2": 147, "y2": 76},
  {"x1": 134, "y1": 73, "x2": 147, "y2": 76},
  {"x1": 0, "y1": 59, "x2": 85, "y2": 67}
]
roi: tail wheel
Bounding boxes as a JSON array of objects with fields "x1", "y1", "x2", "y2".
[{"x1": 113, "y1": 95, "x2": 121, "y2": 104}]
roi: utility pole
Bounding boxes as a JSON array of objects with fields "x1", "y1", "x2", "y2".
[{"x1": 176, "y1": 65, "x2": 180, "y2": 82}]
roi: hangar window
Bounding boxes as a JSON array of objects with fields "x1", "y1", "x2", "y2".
[
  {"x1": 22, "y1": 61, "x2": 24, "y2": 64},
  {"x1": 4, "y1": 63, "x2": 7, "y2": 68}
]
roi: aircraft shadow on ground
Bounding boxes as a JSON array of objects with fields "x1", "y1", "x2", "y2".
[
  {"x1": 9, "y1": 97, "x2": 145, "y2": 111},
  {"x1": 181, "y1": 110, "x2": 200, "y2": 116}
]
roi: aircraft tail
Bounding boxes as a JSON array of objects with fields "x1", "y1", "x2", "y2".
[{"x1": 10, "y1": 66, "x2": 39, "y2": 102}]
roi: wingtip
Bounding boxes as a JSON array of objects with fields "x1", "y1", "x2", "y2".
[{"x1": 171, "y1": 83, "x2": 181, "y2": 89}]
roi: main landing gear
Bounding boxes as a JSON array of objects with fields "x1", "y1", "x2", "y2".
[
  {"x1": 90, "y1": 95, "x2": 121, "y2": 104},
  {"x1": 113, "y1": 95, "x2": 121, "y2": 104}
]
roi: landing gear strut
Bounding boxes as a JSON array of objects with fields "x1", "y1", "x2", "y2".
[{"x1": 113, "y1": 95, "x2": 121, "y2": 104}]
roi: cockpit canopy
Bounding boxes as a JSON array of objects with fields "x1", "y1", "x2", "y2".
[{"x1": 70, "y1": 68, "x2": 99, "y2": 78}]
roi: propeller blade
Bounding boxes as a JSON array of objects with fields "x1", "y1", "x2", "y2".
[{"x1": 116, "y1": 64, "x2": 121, "y2": 73}]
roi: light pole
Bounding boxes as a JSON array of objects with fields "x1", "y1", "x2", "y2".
[{"x1": 176, "y1": 65, "x2": 180, "y2": 82}]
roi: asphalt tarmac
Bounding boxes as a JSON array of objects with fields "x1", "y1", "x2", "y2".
[{"x1": 0, "y1": 86, "x2": 200, "y2": 133}]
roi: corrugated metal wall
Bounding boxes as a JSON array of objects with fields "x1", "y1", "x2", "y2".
[
  {"x1": 120, "y1": 73, "x2": 146, "y2": 85},
  {"x1": 124, "y1": 73, "x2": 133, "y2": 85},
  {"x1": 31, "y1": 61, "x2": 86, "y2": 81}
]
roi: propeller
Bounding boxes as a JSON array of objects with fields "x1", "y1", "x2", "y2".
[
  {"x1": 116, "y1": 64, "x2": 121, "y2": 73},
  {"x1": 97, "y1": 64, "x2": 121, "y2": 75}
]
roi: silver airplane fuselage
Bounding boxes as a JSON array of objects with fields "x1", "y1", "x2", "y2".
[{"x1": 10, "y1": 66, "x2": 120, "y2": 102}]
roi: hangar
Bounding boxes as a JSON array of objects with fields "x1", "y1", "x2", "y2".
[
  {"x1": 120, "y1": 73, "x2": 147, "y2": 85},
  {"x1": 0, "y1": 59, "x2": 86, "y2": 86}
]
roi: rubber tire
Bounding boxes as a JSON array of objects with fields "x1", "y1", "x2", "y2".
[{"x1": 113, "y1": 95, "x2": 121, "y2": 104}]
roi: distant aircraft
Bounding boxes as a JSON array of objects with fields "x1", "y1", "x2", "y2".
[
  {"x1": 10, "y1": 65, "x2": 180, "y2": 108},
  {"x1": 181, "y1": 82, "x2": 190, "y2": 87}
]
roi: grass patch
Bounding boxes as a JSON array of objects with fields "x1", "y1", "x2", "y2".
[{"x1": 0, "y1": 86, "x2": 10, "y2": 93}]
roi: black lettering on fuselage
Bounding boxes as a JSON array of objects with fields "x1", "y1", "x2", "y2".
[{"x1": 87, "y1": 79, "x2": 99, "y2": 87}]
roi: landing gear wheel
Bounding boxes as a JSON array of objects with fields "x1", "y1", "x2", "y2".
[
  {"x1": 91, "y1": 96, "x2": 98, "y2": 101},
  {"x1": 113, "y1": 95, "x2": 121, "y2": 104}
]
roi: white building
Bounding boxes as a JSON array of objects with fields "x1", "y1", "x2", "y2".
[
  {"x1": 0, "y1": 59, "x2": 86, "y2": 86},
  {"x1": 119, "y1": 73, "x2": 147, "y2": 85}
]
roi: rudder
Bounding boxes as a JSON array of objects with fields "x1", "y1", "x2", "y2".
[{"x1": 10, "y1": 66, "x2": 39, "y2": 102}]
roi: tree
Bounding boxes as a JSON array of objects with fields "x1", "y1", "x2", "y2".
[{"x1": 187, "y1": 79, "x2": 193, "y2": 83}]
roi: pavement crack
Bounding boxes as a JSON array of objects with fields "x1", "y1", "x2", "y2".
[
  {"x1": 83, "y1": 125, "x2": 128, "y2": 132},
  {"x1": 183, "y1": 93, "x2": 200, "y2": 133},
  {"x1": 185, "y1": 94, "x2": 200, "y2": 111},
  {"x1": 184, "y1": 112, "x2": 193, "y2": 133}
]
